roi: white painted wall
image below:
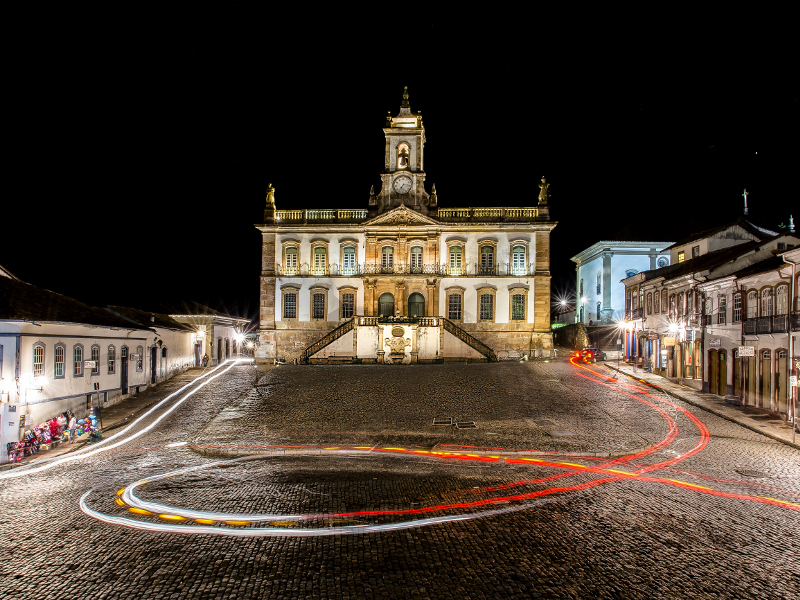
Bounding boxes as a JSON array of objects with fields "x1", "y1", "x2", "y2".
[{"x1": 356, "y1": 327, "x2": 379, "y2": 359}]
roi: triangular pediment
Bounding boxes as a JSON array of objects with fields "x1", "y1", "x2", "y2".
[{"x1": 363, "y1": 205, "x2": 440, "y2": 227}]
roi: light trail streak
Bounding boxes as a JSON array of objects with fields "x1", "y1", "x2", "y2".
[{"x1": 0, "y1": 359, "x2": 250, "y2": 480}]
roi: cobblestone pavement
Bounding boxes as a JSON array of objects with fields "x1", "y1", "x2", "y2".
[{"x1": 1, "y1": 357, "x2": 798, "y2": 600}]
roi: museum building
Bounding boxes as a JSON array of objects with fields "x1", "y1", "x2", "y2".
[{"x1": 255, "y1": 89, "x2": 557, "y2": 364}]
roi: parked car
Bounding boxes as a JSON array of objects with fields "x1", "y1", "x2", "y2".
[{"x1": 580, "y1": 347, "x2": 606, "y2": 362}]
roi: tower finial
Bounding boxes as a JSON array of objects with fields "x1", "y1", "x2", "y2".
[
  {"x1": 789, "y1": 215, "x2": 795, "y2": 233},
  {"x1": 742, "y1": 189, "x2": 748, "y2": 215},
  {"x1": 401, "y1": 86, "x2": 410, "y2": 108}
]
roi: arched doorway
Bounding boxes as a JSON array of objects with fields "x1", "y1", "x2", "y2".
[
  {"x1": 719, "y1": 350, "x2": 727, "y2": 396},
  {"x1": 379, "y1": 293, "x2": 395, "y2": 317},
  {"x1": 709, "y1": 350, "x2": 718, "y2": 395},
  {"x1": 776, "y1": 349, "x2": 788, "y2": 414},
  {"x1": 760, "y1": 349, "x2": 771, "y2": 409},
  {"x1": 408, "y1": 293, "x2": 425, "y2": 318}
]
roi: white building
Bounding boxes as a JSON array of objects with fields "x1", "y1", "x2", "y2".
[{"x1": 571, "y1": 237, "x2": 672, "y2": 325}]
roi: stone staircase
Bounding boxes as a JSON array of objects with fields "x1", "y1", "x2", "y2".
[
  {"x1": 441, "y1": 318, "x2": 497, "y2": 362},
  {"x1": 298, "y1": 318, "x2": 354, "y2": 364}
]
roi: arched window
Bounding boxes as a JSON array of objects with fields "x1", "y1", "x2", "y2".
[
  {"x1": 91, "y1": 345, "x2": 100, "y2": 375},
  {"x1": 381, "y1": 246, "x2": 394, "y2": 273},
  {"x1": 733, "y1": 292, "x2": 742, "y2": 323},
  {"x1": 378, "y1": 293, "x2": 394, "y2": 317},
  {"x1": 654, "y1": 289, "x2": 660, "y2": 313},
  {"x1": 284, "y1": 247, "x2": 298, "y2": 275},
  {"x1": 775, "y1": 285, "x2": 788, "y2": 315},
  {"x1": 448, "y1": 293, "x2": 462, "y2": 320},
  {"x1": 661, "y1": 289, "x2": 667, "y2": 313},
  {"x1": 313, "y1": 247, "x2": 326, "y2": 275},
  {"x1": 512, "y1": 246, "x2": 526, "y2": 276},
  {"x1": 677, "y1": 292, "x2": 684, "y2": 317},
  {"x1": 480, "y1": 246, "x2": 494, "y2": 275},
  {"x1": 746, "y1": 290, "x2": 758, "y2": 319},
  {"x1": 449, "y1": 246, "x2": 463, "y2": 275},
  {"x1": 646, "y1": 292, "x2": 652, "y2": 315},
  {"x1": 33, "y1": 343, "x2": 45, "y2": 377},
  {"x1": 669, "y1": 294, "x2": 676, "y2": 318},
  {"x1": 342, "y1": 246, "x2": 356, "y2": 275},
  {"x1": 410, "y1": 246, "x2": 423, "y2": 273},
  {"x1": 73, "y1": 344, "x2": 84, "y2": 377},
  {"x1": 54, "y1": 343, "x2": 65, "y2": 379},
  {"x1": 408, "y1": 292, "x2": 425, "y2": 318},
  {"x1": 108, "y1": 345, "x2": 116, "y2": 374},
  {"x1": 136, "y1": 345, "x2": 143, "y2": 372},
  {"x1": 396, "y1": 142, "x2": 410, "y2": 169},
  {"x1": 760, "y1": 288, "x2": 773, "y2": 317}
]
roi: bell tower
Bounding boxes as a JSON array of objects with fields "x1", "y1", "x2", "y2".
[{"x1": 370, "y1": 87, "x2": 432, "y2": 215}]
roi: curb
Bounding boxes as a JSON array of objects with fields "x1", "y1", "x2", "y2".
[{"x1": 603, "y1": 363, "x2": 800, "y2": 452}]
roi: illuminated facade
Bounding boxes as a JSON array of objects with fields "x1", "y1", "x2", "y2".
[{"x1": 255, "y1": 89, "x2": 557, "y2": 363}]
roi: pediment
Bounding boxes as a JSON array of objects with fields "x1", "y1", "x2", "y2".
[{"x1": 363, "y1": 205, "x2": 440, "y2": 227}]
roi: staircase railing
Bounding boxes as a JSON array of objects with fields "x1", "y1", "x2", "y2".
[
  {"x1": 441, "y1": 319, "x2": 497, "y2": 362},
  {"x1": 299, "y1": 318, "x2": 354, "y2": 364}
]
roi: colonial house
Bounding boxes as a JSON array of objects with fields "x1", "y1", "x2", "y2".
[
  {"x1": 697, "y1": 246, "x2": 799, "y2": 419},
  {"x1": 255, "y1": 89, "x2": 557, "y2": 364},
  {"x1": 621, "y1": 218, "x2": 797, "y2": 395}
]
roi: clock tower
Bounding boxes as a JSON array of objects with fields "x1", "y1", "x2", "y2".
[{"x1": 370, "y1": 87, "x2": 433, "y2": 215}]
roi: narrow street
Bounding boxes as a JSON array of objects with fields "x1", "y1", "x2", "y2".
[{"x1": 2, "y1": 358, "x2": 798, "y2": 600}]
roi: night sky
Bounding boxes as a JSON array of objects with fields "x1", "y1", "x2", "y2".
[{"x1": 4, "y1": 10, "x2": 797, "y2": 326}]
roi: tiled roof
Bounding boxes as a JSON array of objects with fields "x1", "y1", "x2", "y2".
[
  {"x1": 0, "y1": 277, "x2": 145, "y2": 329},
  {"x1": 727, "y1": 255, "x2": 787, "y2": 280},
  {"x1": 632, "y1": 240, "x2": 764, "y2": 282},
  {"x1": 106, "y1": 306, "x2": 195, "y2": 332},
  {"x1": 138, "y1": 300, "x2": 246, "y2": 320},
  {"x1": 660, "y1": 218, "x2": 777, "y2": 251}
]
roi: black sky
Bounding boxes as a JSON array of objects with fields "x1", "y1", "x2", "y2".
[{"x1": 4, "y1": 9, "x2": 797, "y2": 325}]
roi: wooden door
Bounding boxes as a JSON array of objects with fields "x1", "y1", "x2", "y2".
[
  {"x1": 709, "y1": 350, "x2": 718, "y2": 395},
  {"x1": 719, "y1": 350, "x2": 727, "y2": 396},
  {"x1": 746, "y1": 357, "x2": 756, "y2": 405},
  {"x1": 120, "y1": 346, "x2": 128, "y2": 394},
  {"x1": 776, "y1": 350, "x2": 787, "y2": 413},
  {"x1": 733, "y1": 353, "x2": 741, "y2": 397},
  {"x1": 760, "y1": 350, "x2": 771, "y2": 409}
]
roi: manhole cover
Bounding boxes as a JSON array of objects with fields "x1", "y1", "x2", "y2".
[
  {"x1": 432, "y1": 417, "x2": 452, "y2": 426},
  {"x1": 735, "y1": 469, "x2": 770, "y2": 478},
  {"x1": 550, "y1": 430, "x2": 575, "y2": 437},
  {"x1": 455, "y1": 422, "x2": 477, "y2": 429}
]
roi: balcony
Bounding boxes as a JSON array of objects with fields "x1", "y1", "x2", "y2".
[
  {"x1": 756, "y1": 316, "x2": 772, "y2": 334},
  {"x1": 631, "y1": 307, "x2": 643, "y2": 320},
  {"x1": 743, "y1": 318, "x2": 757, "y2": 335},
  {"x1": 772, "y1": 314, "x2": 789, "y2": 333},
  {"x1": 275, "y1": 262, "x2": 538, "y2": 277},
  {"x1": 793, "y1": 311, "x2": 800, "y2": 331}
]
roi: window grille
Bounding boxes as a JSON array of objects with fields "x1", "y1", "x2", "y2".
[
  {"x1": 33, "y1": 345, "x2": 44, "y2": 377},
  {"x1": 448, "y1": 294, "x2": 462, "y2": 320},
  {"x1": 285, "y1": 247, "x2": 298, "y2": 274},
  {"x1": 705, "y1": 298, "x2": 712, "y2": 315},
  {"x1": 342, "y1": 293, "x2": 354, "y2": 319},
  {"x1": 661, "y1": 289, "x2": 667, "y2": 313},
  {"x1": 91, "y1": 345, "x2": 99, "y2": 374},
  {"x1": 312, "y1": 292, "x2": 325, "y2": 319},
  {"x1": 480, "y1": 246, "x2": 493, "y2": 274},
  {"x1": 511, "y1": 293, "x2": 525, "y2": 321},
  {"x1": 513, "y1": 246, "x2": 526, "y2": 276},
  {"x1": 342, "y1": 246, "x2": 355, "y2": 275},
  {"x1": 647, "y1": 293, "x2": 652, "y2": 315},
  {"x1": 669, "y1": 295, "x2": 676, "y2": 318},
  {"x1": 692, "y1": 245, "x2": 700, "y2": 258},
  {"x1": 54, "y1": 345, "x2": 65, "y2": 378},
  {"x1": 733, "y1": 293, "x2": 742, "y2": 323},
  {"x1": 108, "y1": 346, "x2": 115, "y2": 374},
  {"x1": 677, "y1": 292, "x2": 684, "y2": 317},
  {"x1": 284, "y1": 293, "x2": 297, "y2": 319},
  {"x1": 654, "y1": 289, "x2": 660, "y2": 313},
  {"x1": 717, "y1": 295, "x2": 727, "y2": 324},
  {"x1": 480, "y1": 294, "x2": 493, "y2": 320},
  {"x1": 74, "y1": 345, "x2": 83, "y2": 376},
  {"x1": 136, "y1": 345, "x2": 143, "y2": 372},
  {"x1": 677, "y1": 251, "x2": 685, "y2": 263}
]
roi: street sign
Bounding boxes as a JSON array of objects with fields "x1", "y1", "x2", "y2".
[
  {"x1": 738, "y1": 346, "x2": 755, "y2": 357},
  {"x1": 84, "y1": 360, "x2": 97, "y2": 368},
  {"x1": 709, "y1": 338, "x2": 721, "y2": 347},
  {"x1": 663, "y1": 337, "x2": 676, "y2": 346},
  {"x1": 791, "y1": 375, "x2": 798, "y2": 387}
]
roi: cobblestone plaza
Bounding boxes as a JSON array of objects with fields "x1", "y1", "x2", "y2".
[{"x1": 2, "y1": 358, "x2": 798, "y2": 599}]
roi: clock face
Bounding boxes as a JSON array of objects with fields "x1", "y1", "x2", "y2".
[{"x1": 393, "y1": 176, "x2": 413, "y2": 194}]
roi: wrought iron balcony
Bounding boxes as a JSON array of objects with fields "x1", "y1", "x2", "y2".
[
  {"x1": 792, "y1": 311, "x2": 800, "y2": 331},
  {"x1": 771, "y1": 314, "x2": 789, "y2": 333},
  {"x1": 275, "y1": 262, "x2": 539, "y2": 277},
  {"x1": 631, "y1": 307, "x2": 643, "y2": 320},
  {"x1": 756, "y1": 316, "x2": 772, "y2": 334},
  {"x1": 743, "y1": 318, "x2": 757, "y2": 335}
]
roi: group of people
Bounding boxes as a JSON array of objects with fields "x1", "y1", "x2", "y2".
[{"x1": 4, "y1": 406, "x2": 103, "y2": 463}]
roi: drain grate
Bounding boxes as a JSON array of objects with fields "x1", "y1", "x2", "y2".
[
  {"x1": 455, "y1": 421, "x2": 477, "y2": 429},
  {"x1": 735, "y1": 469, "x2": 770, "y2": 478},
  {"x1": 432, "y1": 417, "x2": 453, "y2": 426}
]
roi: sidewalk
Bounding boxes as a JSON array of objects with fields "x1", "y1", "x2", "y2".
[
  {"x1": 1, "y1": 367, "x2": 209, "y2": 471},
  {"x1": 603, "y1": 361, "x2": 800, "y2": 451}
]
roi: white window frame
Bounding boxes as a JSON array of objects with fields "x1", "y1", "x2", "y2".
[{"x1": 33, "y1": 343, "x2": 45, "y2": 378}]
